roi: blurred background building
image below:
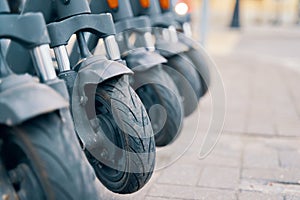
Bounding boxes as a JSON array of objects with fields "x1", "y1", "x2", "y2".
[
  {"x1": 182, "y1": 0, "x2": 300, "y2": 55},
  {"x1": 191, "y1": 0, "x2": 299, "y2": 27}
]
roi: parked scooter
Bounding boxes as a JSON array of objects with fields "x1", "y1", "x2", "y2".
[
  {"x1": 161, "y1": 0, "x2": 211, "y2": 96},
  {"x1": 88, "y1": 0, "x2": 184, "y2": 147},
  {"x1": 130, "y1": 0, "x2": 203, "y2": 116},
  {"x1": 0, "y1": 1, "x2": 98, "y2": 199},
  {"x1": 6, "y1": 0, "x2": 156, "y2": 194}
]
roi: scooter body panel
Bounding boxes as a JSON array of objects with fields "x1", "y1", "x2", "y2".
[{"x1": 0, "y1": 74, "x2": 68, "y2": 126}]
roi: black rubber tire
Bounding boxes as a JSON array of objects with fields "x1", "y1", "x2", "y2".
[
  {"x1": 164, "y1": 53, "x2": 202, "y2": 116},
  {"x1": 184, "y1": 48, "x2": 210, "y2": 97},
  {"x1": 85, "y1": 76, "x2": 156, "y2": 194},
  {"x1": 0, "y1": 113, "x2": 98, "y2": 200},
  {"x1": 133, "y1": 66, "x2": 184, "y2": 147}
]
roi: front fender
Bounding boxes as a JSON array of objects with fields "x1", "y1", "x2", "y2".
[
  {"x1": 178, "y1": 33, "x2": 194, "y2": 48},
  {"x1": 155, "y1": 40, "x2": 189, "y2": 58},
  {"x1": 73, "y1": 55, "x2": 133, "y2": 97},
  {"x1": 125, "y1": 48, "x2": 167, "y2": 72},
  {"x1": 0, "y1": 74, "x2": 68, "y2": 126}
]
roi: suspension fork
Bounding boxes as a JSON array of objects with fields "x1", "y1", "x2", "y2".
[{"x1": 53, "y1": 31, "x2": 122, "y2": 97}]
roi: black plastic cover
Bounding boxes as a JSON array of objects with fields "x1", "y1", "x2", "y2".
[
  {"x1": 47, "y1": 13, "x2": 116, "y2": 47},
  {"x1": 0, "y1": 13, "x2": 50, "y2": 48}
]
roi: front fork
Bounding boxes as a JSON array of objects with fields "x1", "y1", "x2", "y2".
[
  {"x1": 103, "y1": 35, "x2": 121, "y2": 61},
  {"x1": 164, "y1": 25, "x2": 179, "y2": 43},
  {"x1": 55, "y1": 33, "x2": 122, "y2": 72},
  {"x1": 30, "y1": 44, "x2": 57, "y2": 82},
  {"x1": 182, "y1": 22, "x2": 192, "y2": 38},
  {"x1": 53, "y1": 33, "x2": 122, "y2": 95}
]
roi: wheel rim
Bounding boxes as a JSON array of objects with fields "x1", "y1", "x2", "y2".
[
  {"x1": 1, "y1": 138, "x2": 45, "y2": 200},
  {"x1": 86, "y1": 92, "x2": 129, "y2": 188}
]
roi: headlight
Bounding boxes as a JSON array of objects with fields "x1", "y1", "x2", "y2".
[{"x1": 175, "y1": 2, "x2": 189, "y2": 15}]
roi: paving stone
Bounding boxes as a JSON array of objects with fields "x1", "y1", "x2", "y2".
[
  {"x1": 243, "y1": 144, "x2": 279, "y2": 169},
  {"x1": 145, "y1": 197, "x2": 175, "y2": 200},
  {"x1": 223, "y1": 113, "x2": 247, "y2": 133},
  {"x1": 199, "y1": 153, "x2": 241, "y2": 168},
  {"x1": 239, "y1": 179, "x2": 281, "y2": 194},
  {"x1": 239, "y1": 179, "x2": 300, "y2": 197},
  {"x1": 264, "y1": 138, "x2": 300, "y2": 151},
  {"x1": 147, "y1": 184, "x2": 236, "y2": 200},
  {"x1": 238, "y1": 191, "x2": 283, "y2": 200},
  {"x1": 246, "y1": 118, "x2": 275, "y2": 136},
  {"x1": 276, "y1": 119, "x2": 300, "y2": 137},
  {"x1": 157, "y1": 164, "x2": 202, "y2": 186},
  {"x1": 279, "y1": 150, "x2": 300, "y2": 168},
  {"x1": 212, "y1": 134, "x2": 244, "y2": 155},
  {"x1": 285, "y1": 194, "x2": 300, "y2": 200},
  {"x1": 198, "y1": 166, "x2": 240, "y2": 190},
  {"x1": 242, "y1": 168, "x2": 300, "y2": 184}
]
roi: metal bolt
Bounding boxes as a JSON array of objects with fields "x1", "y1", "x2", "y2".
[{"x1": 80, "y1": 96, "x2": 88, "y2": 105}]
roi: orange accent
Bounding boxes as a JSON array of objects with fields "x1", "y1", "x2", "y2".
[
  {"x1": 159, "y1": 0, "x2": 170, "y2": 10},
  {"x1": 139, "y1": 0, "x2": 150, "y2": 8},
  {"x1": 107, "y1": 0, "x2": 119, "y2": 9}
]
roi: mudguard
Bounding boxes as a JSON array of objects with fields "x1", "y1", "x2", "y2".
[
  {"x1": 73, "y1": 55, "x2": 133, "y2": 97},
  {"x1": 148, "y1": 12, "x2": 181, "y2": 30},
  {"x1": 125, "y1": 48, "x2": 167, "y2": 72},
  {"x1": 155, "y1": 40, "x2": 189, "y2": 58},
  {"x1": 178, "y1": 33, "x2": 194, "y2": 48},
  {"x1": 0, "y1": 74, "x2": 68, "y2": 126}
]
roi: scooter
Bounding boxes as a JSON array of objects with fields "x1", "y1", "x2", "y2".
[
  {"x1": 88, "y1": 0, "x2": 184, "y2": 147},
  {"x1": 0, "y1": 1, "x2": 98, "y2": 199},
  {"x1": 130, "y1": 0, "x2": 203, "y2": 116},
  {"x1": 161, "y1": 0, "x2": 211, "y2": 96},
  {"x1": 6, "y1": 0, "x2": 156, "y2": 194}
]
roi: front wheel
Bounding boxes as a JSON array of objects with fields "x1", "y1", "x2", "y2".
[
  {"x1": 0, "y1": 113, "x2": 98, "y2": 200},
  {"x1": 85, "y1": 76, "x2": 156, "y2": 194},
  {"x1": 164, "y1": 53, "x2": 202, "y2": 116},
  {"x1": 133, "y1": 66, "x2": 184, "y2": 147},
  {"x1": 184, "y1": 48, "x2": 211, "y2": 97}
]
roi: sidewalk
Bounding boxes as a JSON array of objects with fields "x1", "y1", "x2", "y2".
[{"x1": 96, "y1": 26, "x2": 300, "y2": 200}]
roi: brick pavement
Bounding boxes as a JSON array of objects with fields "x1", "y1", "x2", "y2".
[{"x1": 95, "y1": 27, "x2": 300, "y2": 200}]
